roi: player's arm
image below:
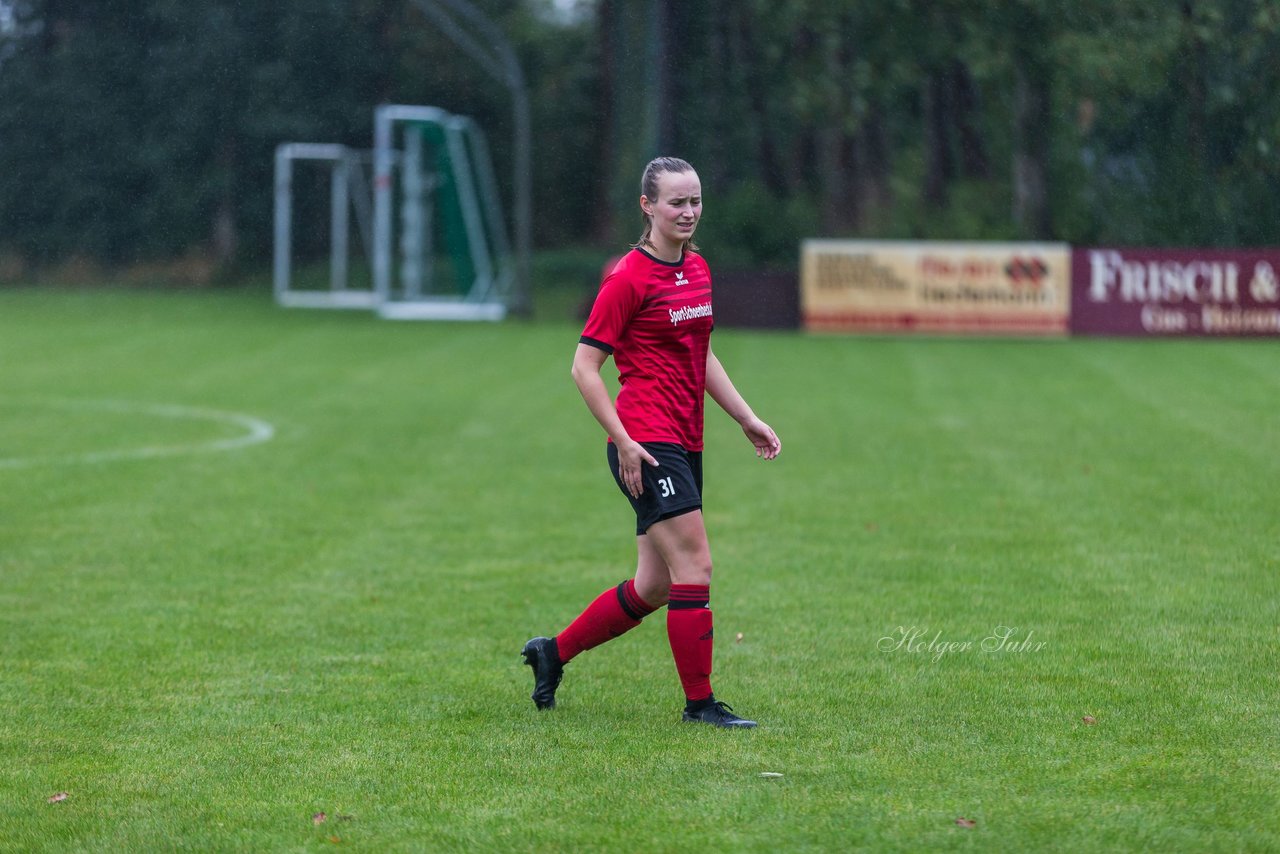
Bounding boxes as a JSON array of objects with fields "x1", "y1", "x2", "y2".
[
  {"x1": 706, "y1": 345, "x2": 781, "y2": 460},
  {"x1": 571, "y1": 343, "x2": 659, "y2": 497}
]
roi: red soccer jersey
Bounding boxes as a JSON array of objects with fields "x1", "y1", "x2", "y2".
[{"x1": 580, "y1": 248, "x2": 714, "y2": 451}]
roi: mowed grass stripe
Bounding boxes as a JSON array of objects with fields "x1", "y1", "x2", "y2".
[{"x1": 0, "y1": 288, "x2": 1275, "y2": 851}]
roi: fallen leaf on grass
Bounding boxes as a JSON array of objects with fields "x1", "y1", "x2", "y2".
[
  {"x1": 48, "y1": 792, "x2": 69, "y2": 804},
  {"x1": 312, "y1": 812, "x2": 327, "y2": 825},
  {"x1": 955, "y1": 817, "x2": 976, "y2": 828},
  {"x1": 328, "y1": 836, "x2": 341, "y2": 844},
  {"x1": 1082, "y1": 715, "x2": 1097, "y2": 725}
]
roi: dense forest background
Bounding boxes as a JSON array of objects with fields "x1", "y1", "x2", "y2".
[{"x1": 2, "y1": 0, "x2": 1279, "y2": 282}]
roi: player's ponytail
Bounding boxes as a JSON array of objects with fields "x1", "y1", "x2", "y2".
[{"x1": 631, "y1": 156, "x2": 700, "y2": 252}]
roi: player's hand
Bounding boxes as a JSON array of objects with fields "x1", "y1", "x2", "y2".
[
  {"x1": 618, "y1": 439, "x2": 659, "y2": 498},
  {"x1": 742, "y1": 417, "x2": 781, "y2": 460}
]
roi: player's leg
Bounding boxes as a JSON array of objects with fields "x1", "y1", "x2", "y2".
[
  {"x1": 646, "y1": 510, "x2": 756, "y2": 728},
  {"x1": 633, "y1": 533, "x2": 672, "y2": 607},
  {"x1": 521, "y1": 467, "x2": 668, "y2": 710},
  {"x1": 522, "y1": 556, "x2": 662, "y2": 710}
]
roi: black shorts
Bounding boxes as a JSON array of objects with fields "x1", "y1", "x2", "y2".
[{"x1": 606, "y1": 441, "x2": 703, "y2": 535}]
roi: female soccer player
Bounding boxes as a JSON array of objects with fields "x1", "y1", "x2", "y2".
[{"x1": 522, "y1": 156, "x2": 781, "y2": 728}]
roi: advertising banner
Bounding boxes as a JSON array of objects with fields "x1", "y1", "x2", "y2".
[
  {"x1": 1072, "y1": 248, "x2": 1280, "y2": 336},
  {"x1": 801, "y1": 240, "x2": 1070, "y2": 335}
]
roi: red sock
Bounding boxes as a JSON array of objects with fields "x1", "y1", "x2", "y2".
[
  {"x1": 667, "y1": 584, "x2": 713, "y2": 701},
  {"x1": 555, "y1": 579, "x2": 657, "y2": 664}
]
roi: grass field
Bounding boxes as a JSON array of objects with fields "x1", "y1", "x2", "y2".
[{"x1": 0, "y1": 287, "x2": 1276, "y2": 852}]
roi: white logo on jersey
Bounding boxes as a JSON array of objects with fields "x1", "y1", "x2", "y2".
[
  {"x1": 675, "y1": 270, "x2": 688, "y2": 286},
  {"x1": 669, "y1": 302, "x2": 713, "y2": 325}
]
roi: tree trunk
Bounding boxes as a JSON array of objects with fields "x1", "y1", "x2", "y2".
[
  {"x1": 593, "y1": 0, "x2": 617, "y2": 242},
  {"x1": 1011, "y1": 33, "x2": 1052, "y2": 238},
  {"x1": 816, "y1": 124, "x2": 849, "y2": 235},
  {"x1": 700, "y1": 0, "x2": 729, "y2": 194},
  {"x1": 41, "y1": 0, "x2": 68, "y2": 54},
  {"x1": 1180, "y1": 1, "x2": 1207, "y2": 168},
  {"x1": 922, "y1": 64, "x2": 954, "y2": 208},
  {"x1": 951, "y1": 59, "x2": 989, "y2": 178},
  {"x1": 652, "y1": 0, "x2": 675, "y2": 154},
  {"x1": 371, "y1": 0, "x2": 398, "y2": 104},
  {"x1": 815, "y1": 25, "x2": 860, "y2": 234},
  {"x1": 604, "y1": 0, "x2": 664, "y2": 242},
  {"x1": 854, "y1": 97, "x2": 892, "y2": 228},
  {"x1": 734, "y1": 5, "x2": 790, "y2": 199},
  {"x1": 1178, "y1": 0, "x2": 1212, "y2": 239},
  {"x1": 212, "y1": 136, "x2": 238, "y2": 268}
]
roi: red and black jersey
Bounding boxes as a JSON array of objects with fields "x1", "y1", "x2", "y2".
[{"x1": 580, "y1": 248, "x2": 714, "y2": 451}]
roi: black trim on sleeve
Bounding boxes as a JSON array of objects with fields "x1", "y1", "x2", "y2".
[{"x1": 579, "y1": 335, "x2": 614, "y2": 354}]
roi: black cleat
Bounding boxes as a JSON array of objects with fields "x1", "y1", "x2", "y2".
[
  {"x1": 682, "y1": 696, "x2": 757, "y2": 729},
  {"x1": 521, "y1": 636, "x2": 563, "y2": 710}
]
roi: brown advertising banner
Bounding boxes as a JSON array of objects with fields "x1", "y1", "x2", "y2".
[
  {"x1": 1072, "y1": 248, "x2": 1280, "y2": 336},
  {"x1": 801, "y1": 240, "x2": 1070, "y2": 335}
]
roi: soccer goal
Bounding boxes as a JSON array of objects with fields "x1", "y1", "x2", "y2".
[
  {"x1": 372, "y1": 104, "x2": 511, "y2": 321},
  {"x1": 273, "y1": 105, "x2": 512, "y2": 321},
  {"x1": 272, "y1": 143, "x2": 378, "y2": 309}
]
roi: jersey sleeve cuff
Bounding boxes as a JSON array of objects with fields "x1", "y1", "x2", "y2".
[{"x1": 579, "y1": 335, "x2": 614, "y2": 354}]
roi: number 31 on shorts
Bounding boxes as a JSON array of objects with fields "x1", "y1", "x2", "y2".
[{"x1": 658, "y1": 476, "x2": 675, "y2": 497}]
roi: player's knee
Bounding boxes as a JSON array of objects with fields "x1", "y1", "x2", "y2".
[
  {"x1": 637, "y1": 578, "x2": 670, "y2": 607},
  {"x1": 671, "y1": 556, "x2": 712, "y2": 586}
]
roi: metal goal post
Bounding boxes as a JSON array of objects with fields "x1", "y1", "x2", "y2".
[
  {"x1": 272, "y1": 143, "x2": 378, "y2": 309},
  {"x1": 373, "y1": 104, "x2": 512, "y2": 321}
]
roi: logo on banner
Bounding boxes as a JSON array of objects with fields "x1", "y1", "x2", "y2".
[{"x1": 1005, "y1": 256, "x2": 1050, "y2": 287}]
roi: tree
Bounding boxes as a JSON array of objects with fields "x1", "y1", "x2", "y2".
[{"x1": 6, "y1": 0, "x2": 1280, "y2": 280}]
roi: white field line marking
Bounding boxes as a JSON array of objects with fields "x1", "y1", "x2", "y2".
[{"x1": 0, "y1": 399, "x2": 276, "y2": 469}]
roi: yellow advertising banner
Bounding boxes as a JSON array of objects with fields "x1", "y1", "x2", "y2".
[{"x1": 801, "y1": 240, "x2": 1071, "y2": 335}]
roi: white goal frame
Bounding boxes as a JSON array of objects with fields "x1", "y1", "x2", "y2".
[
  {"x1": 373, "y1": 104, "x2": 511, "y2": 321},
  {"x1": 272, "y1": 143, "x2": 379, "y2": 309},
  {"x1": 273, "y1": 105, "x2": 512, "y2": 321}
]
